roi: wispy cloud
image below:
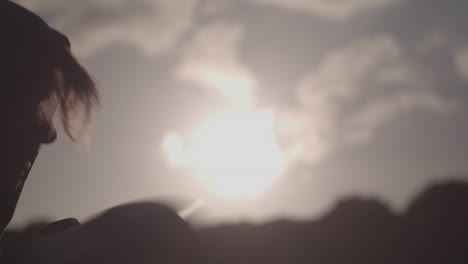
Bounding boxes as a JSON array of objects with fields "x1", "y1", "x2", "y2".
[
  {"x1": 15, "y1": 0, "x2": 199, "y2": 57},
  {"x1": 454, "y1": 46, "x2": 468, "y2": 83},
  {"x1": 281, "y1": 34, "x2": 402, "y2": 163},
  {"x1": 414, "y1": 30, "x2": 468, "y2": 83},
  {"x1": 175, "y1": 22, "x2": 257, "y2": 108},
  {"x1": 169, "y1": 31, "x2": 457, "y2": 167},
  {"x1": 344, "y1": 90, "x2": 456, "y2": 144},
  {"x1": 277, "y1": 33, "x2": 456, "y2": 164},
  {"x1": 416, "y1": 30, "x2": 447, "y2": 55},
  {"x1": 296, "y1": 34, "x2": 402, "y2": 110},
  {"x1": 247, "y1": 0, "x2": 400, "y2": 20},
  {"x1": 201, "y1": 0, "x2": 234, "y2": 16}
]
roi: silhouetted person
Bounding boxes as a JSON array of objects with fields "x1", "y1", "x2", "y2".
[
  {"x1": 0, "y1": 0, "x2": 99, "y2": 236},
  {"x1": 0, "y1": 1, "x2": 200, "y2": 263}
]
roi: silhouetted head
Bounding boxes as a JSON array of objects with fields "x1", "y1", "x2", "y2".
[{"x1": 0, "y1": 1, "x2": 99, "y2": 232}]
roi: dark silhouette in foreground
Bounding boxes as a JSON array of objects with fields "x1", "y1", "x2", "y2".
[
  {"x1": 0, "y1": 0, "x2": 99, "y2": 235},
  {"x1": 197, "y1": 180, "x2": 468, "y2": 264},
  {"x1": 1, "y1": 2, "x2": 201, "y2": 263},
  {"x1": 4, "y1": 180, "x2": 467, "y2": 264},
  {"x1": 2, "y1": 202, "x2": 201, "y2": 264}
]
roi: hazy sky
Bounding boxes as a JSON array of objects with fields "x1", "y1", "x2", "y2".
[{"x1": 10, "y1": 0, "x2": 468, "y2": 228}]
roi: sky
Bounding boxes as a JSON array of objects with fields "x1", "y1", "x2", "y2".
[{"x1": 9, "y1": 0, "x2": 468, "y2": 228}]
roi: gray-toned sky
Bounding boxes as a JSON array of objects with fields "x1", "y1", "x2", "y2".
[{"x1": 10, "y1": 0, "x2": 468, "y2": 228}]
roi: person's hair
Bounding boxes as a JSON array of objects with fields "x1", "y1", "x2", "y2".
[
  {"x1": 52, "y1": 32, "x2": 100, "y2": 142},
  {"x1": 0, "y1": 1, "x2": 100, "y2": 143}
]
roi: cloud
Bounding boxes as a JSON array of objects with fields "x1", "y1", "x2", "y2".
[
  {"x1": 275, "y1": 109, "x2": 334, "y2": 164},
  {"x1": 175, "y1": 22, "x2": 257, "y2": 108},
  {"x1": 296, "y1": 34, "x2": 402, "y2": 110},
  {"x1": 15, "y1": 0, "x2": 199, "y2": 58},
  {"x1": 201, "y1": 0, "x2": 234, "y2": 16},
  {"x1": 344, "y1": 90, "x2": 457, "y2": 144},
  {"x1": 414, "y1": 30, "x2": 468, "y2": 83},
  {"x1": 277, "y1": 33, "x2": 456, "y2": 164},
  {"x1": 170, "y1": 30, "x2": 457, "y2": 166},
  {"x1": 416, "y1": 30, "x2": 447, "y2": 55},
  {"x1": 247, "y1": 0, "x2": 400, "y2": 21},
  {"x1": 375, "y1": 66, "x2": 411, "y2": 84},
  {"x1": 454, "y1": 46, "x2": 468, "y2": 83}
]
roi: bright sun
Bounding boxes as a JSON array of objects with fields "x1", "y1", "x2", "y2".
[{"x1": 163, "y1": 110, "x2": 285, "y2": 198}]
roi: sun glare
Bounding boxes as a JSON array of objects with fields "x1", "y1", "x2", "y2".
[{"x1": 163, "y1": 110, "x2": 285, "y2": 198}]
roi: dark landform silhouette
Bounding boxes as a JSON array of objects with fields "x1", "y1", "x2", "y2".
[
  {"x1": 3, "y1": 180, "x2": 468, "y2": 264},
  {"x1": 197, "y1": 180, "x2": 468, "y2": 264}
]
